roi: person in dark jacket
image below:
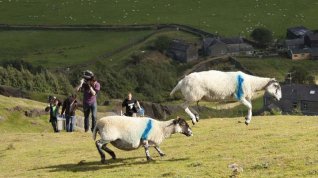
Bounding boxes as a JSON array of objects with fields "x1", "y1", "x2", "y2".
[{"x1": 61, "y1": 94, "x2": 78, "y2": 132}]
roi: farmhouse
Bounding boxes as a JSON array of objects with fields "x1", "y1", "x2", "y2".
[
  {"x1": 202, "y1": 37, "x2": 254, "y2": 57},
  {"x1": 304, "y1": 33, "x2": 318, "y2": 48},
  {"x1": 287, "y1": 48, "x2": 311, "y2": 60},
  {"x1": 286, "y1": 26, "x2": 312, "y2": 39},
  {"x1": 283, "y1": 38, "x2": 304, "y2": 50},
  {"x1": 284, "y1": 27, "x2": 318, "y2": 60},
  {"x1": 264, "y1": 84, "x2": 318, "y2": 115},
  {"x1": 202, "y1": 38, "x2": 227, "y2": 56},
  {"x1": 167, "y1": 39, "x2": 199, "y2": 62}
]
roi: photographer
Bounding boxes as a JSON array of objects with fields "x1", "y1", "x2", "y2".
[{"x1": 76, "y1": 70, "x2": 100, "y2": 132}]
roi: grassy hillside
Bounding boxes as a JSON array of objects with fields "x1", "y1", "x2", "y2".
[
  {"x1": 0, "y1": 95, "x2": 50, "y2": 132},
  {"x1": 1, "y1": 116, "x2": 317, "y2": 177},
  {"x1": 0, "y1": 30, "x2": 153, "y2": 68},
  {"x1": 0, "y1": 0, "x2": 317, "y2": 37},
  {"x1": 237, "y1": 57, "x2": 318, "y2": 81}
]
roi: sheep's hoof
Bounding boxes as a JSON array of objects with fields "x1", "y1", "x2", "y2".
[
  {"x1": 159, "y1": 153, "x2": 166, "y2": 157},
  {"x1": 192, "y1": 120, "x2": 195, "y2": 125},
  {"x1": 245, "y1": 117, "x2": 250, "y2": 126},
  {"x1": 146, "y1": 156, "x2": 154, "y2": 161},
  {"x1": 195, "y1": 114, "x2": 199, "y2": 122}
]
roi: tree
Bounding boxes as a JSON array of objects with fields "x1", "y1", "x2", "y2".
[
  {"x1": 250, "y1": 27, "x2": 273, "y2": 47},
  {"x1": 286, "y1": 66, "x2": 315, "y2": 84},
  {"x1": 154, "y1": 35, "x2": 171, "y2": 52}
]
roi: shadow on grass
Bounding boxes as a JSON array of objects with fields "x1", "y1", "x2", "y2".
[{"x1": 32, "y1": 156, "x2": 190, "y2": 172}]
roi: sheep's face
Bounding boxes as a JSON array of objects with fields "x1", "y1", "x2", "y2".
[
  {"x1": 173, "y1": 117, "x2": 193, "y2": 137},
  {"x1": 266, "y1": 79, "x2": 282, "y2": 101}
]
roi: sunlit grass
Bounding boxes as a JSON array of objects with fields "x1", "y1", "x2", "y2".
[{"x1": 1, "y1": 116, "x2": 317, "y2": 177}]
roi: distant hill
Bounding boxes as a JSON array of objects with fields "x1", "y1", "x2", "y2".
[
  {"x1": 1, "y1": 0, "x2": 317, "y2": 36},
  {"x1": 1, "y1": 0, "x2": 318, "y2": 103}
]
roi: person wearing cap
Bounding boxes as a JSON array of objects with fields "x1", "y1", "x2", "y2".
[
  {"x1": 61, "y1": 94, "x2": 78, "y2": 132},
  {"x1": 76, "y1": 70, "x2": 100, "y2": 132}
]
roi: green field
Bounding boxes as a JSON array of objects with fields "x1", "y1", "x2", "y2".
[
  {"x1": 0, "y1": 0, "x2": 317, "y2": 37},
  {"x1": 1, "y1": 116, "x2": 317, "y2": 177},
  {"x1": 0, "y1": 30, "x2": 153, "y2": 68},
  {"x1": 0, "y1": 95, "x2": 51, "y2": 132}
]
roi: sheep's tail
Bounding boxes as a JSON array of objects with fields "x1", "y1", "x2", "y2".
[
  {"x1": 92, "y1": 125, "x2": 98, "y2": 140},
  {"x1": 170, "y1": 79, "x2": 183, "y2": 96}
]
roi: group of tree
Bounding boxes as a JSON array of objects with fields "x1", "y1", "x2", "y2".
[{"x1": 0, "y1": 60, "x2": 73, "y2": 95}]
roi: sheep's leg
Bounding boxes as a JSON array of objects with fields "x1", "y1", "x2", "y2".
[
  {"x1": 182, "y1": 101, "x2": 199, "y2": 125},
  {"x1": 102, "y1": 144, "x2": 116, "y2": 160},
  {"x1": 95, "y1": 140, "x2": 107, "y2": 164},
  {"x1": 154, "y1": 146, "x2": 165, "y2": 157},
  {"x1": 240, "y1": 98, "x2": 252, "y2": 125},
  {"x1": 142, "y1": 140, "x2": 152, "y2": 161}
]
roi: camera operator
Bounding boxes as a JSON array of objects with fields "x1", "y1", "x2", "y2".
[{"x1": 76, "y1": 70, "x2": 100, "y2": 132}]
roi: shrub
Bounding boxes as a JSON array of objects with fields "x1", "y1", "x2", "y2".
[{"x1": 250, "y1": 27, "x2": 273, "y2": 47}]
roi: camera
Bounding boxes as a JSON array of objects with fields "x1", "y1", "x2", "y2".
[
  {"x1": 83, "y1": 70, "x2": 94, "y2": 81},
  {"x1": 48, "y1": 95, "x2": 56, "y2": 103}
]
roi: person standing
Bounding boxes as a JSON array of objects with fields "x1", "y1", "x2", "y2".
[
  {"x1": 61, "y1": 94, "x2": 78, "y2": 132},
  {"x1": 48, "y1": 96, "x2": 61, "y2": 133},
  {"x1": 121, "y1": 92, "x2": 141, "y2": 117},
  {"x1": 76, "y1": 70, "x2": 100, "y2": 132}
]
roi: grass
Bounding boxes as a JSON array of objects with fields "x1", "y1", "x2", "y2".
[
  {"x1": 0, "y1": 0, "x2": 318, "y2": 37},
  {"x1": 0, "y1": 116, "x2": 318, "y2": 177},
  {"x1": 0, "y1": 30, "x2": 153, "y2": 68},
  {"x1": 0, "y1": 29, "x2": 201, "y2": 69},
  {"x1": 0, "y1": 95, "x2": 51, "y2": 132},
  {"x1": 91, "y1": 30, "x2": 201, "y2": 68}
]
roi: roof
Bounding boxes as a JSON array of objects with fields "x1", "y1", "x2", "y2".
[
  {"x1": 169, "y1": 40, "x2": 191, "y2": 52},
  {"x1": 284, "y1": 38, "x2": 304, "y2": 46},
  {"x1": 289, "y1": 48, "x2": 311, "y2": 54},
  {"x1": 305, "y1": 33, "x2": 318, "y2": 41},
  {"x1": 202, "y1": 37, "x2": 226, "y2": 48},
  {"x1": 287, "y1": 26, "x2": 312, "y2": 37},
  {"x1": 220, "y1": 37, "x2": 243, "y2": 44},
  {"x1": 280, "y1": 84, "x2": 318, "y2": 101}
]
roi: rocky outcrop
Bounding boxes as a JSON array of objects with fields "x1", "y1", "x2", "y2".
[
  {"x1": 140, "y1": 102, "x2": 183, "y2": 120},
  {"x1": 7, "y1": 106, "x2": 47, "y2": 118}
]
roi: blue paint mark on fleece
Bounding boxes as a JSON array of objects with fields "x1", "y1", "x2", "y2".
[
  {"x1": 141, "y1": 119, "x2": 153, "y2": 140},
  {"x1": 235, "y1": 74, "x2": 244, "y2": 100}
]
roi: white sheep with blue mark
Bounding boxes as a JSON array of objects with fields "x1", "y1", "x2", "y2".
[
  {"x1": 93, "y1": 116, "x2": 192, "y2": 163},
  {"x1": 170, "y1": 70, "x2": 282, "y2": 125}
]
